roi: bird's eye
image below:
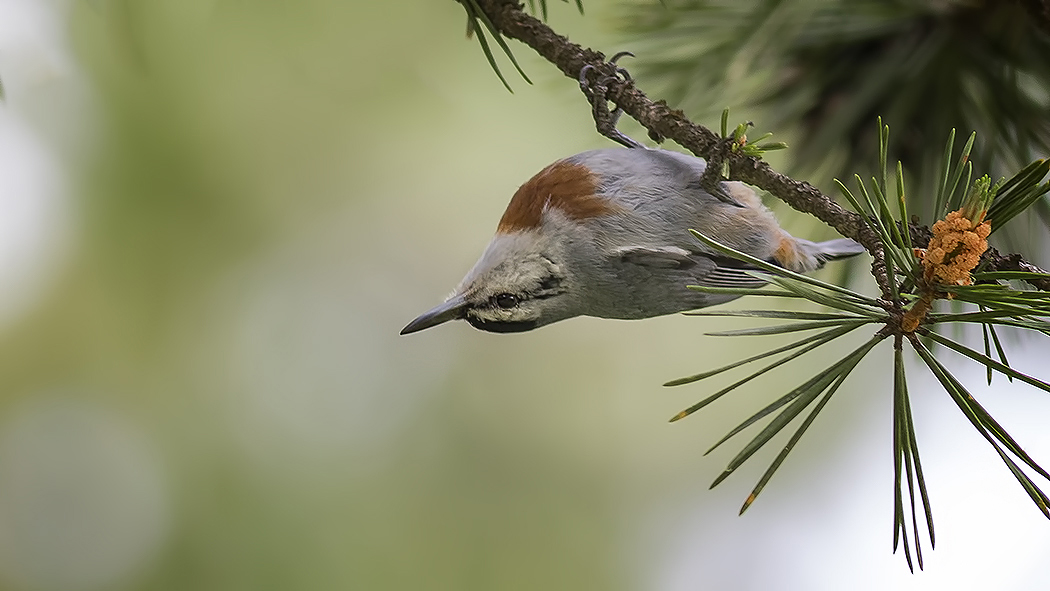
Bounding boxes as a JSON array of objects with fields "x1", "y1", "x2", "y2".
[{"x1": 494, "y1": 293, "x2": 519, "y2": 309}]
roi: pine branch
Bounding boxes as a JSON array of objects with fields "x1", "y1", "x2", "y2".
[
  {"x1": 984, "y1": 247, "x2": 1050, "y2": 291},
  {"x1": 456, "y1": 3, "x2": 1050, "y2": 569},
  {"x1": 465, "y1": 0, "x2": 1049, "y2": 296}
]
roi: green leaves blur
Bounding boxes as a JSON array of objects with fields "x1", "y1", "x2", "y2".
[
  {"x1": 526, "y1": 0, "x2": 584, "y2": 20},
  {"x1": 987, "y1": 159, "x2": 1050, "y2": 233}
]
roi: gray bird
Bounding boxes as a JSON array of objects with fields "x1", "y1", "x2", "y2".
[{"x1": 401, "y1": 148, "x2": 864, "y2": 334}]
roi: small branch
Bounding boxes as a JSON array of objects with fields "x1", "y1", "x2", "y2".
[
  {"x1": 468, "y1": 0, "x2": 1047, "y2": 294},
  {"x1": 983, "y1": 248, "x2": 1050, "y2": 291},
  {"x1": 869, "y1": 246, "x2": 893, "y2": 301}
]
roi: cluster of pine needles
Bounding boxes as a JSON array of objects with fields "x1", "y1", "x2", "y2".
[{"x1": 671, "y1": 120, "x2": 1050, "y2": 571}]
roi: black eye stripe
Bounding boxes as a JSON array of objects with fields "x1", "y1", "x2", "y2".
[{"x1": 487, "y1": 275, "x2": 564, "y2": 309}]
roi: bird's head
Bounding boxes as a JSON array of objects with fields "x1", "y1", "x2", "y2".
[
  {"x1": 400, "y1": 231, "x2": 580, "y2": 334},
  {"x1": 401, "y1": 159, "x2": 614, "y2": 334}
]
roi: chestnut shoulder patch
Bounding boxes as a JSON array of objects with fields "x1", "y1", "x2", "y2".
[{"x1": 497, "y1": 161, "x2": 616, "y2": 233}]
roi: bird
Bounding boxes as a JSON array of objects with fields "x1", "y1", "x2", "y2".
[{"x1": 401, "y1": 147, "x2": 865, "y2": 335}]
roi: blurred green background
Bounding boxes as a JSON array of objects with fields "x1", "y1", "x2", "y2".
[{"x1": 0, "y1": 1, "x2": 1047, "y2": 590}]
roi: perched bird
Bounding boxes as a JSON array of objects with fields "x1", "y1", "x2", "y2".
[{"x1": 401, "y1": 148, "x2": 864, "y2": 334}]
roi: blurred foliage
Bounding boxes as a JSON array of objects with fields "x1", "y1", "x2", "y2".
[
  {"x1": 0, "y1": 1, "x2": 646, "y2": 589},
  {"x1": 620, "y1": 0, "x2": 1050, "y2": 224}
]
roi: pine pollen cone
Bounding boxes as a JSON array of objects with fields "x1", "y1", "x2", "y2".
[
  {"x1": 901, "y1": 210, "x2": 990, "y2": 333},
  {"x1": 921, "y1": 210, "x2": 991, "y2": 287}
]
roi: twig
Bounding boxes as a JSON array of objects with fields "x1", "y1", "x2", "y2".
[
  {"x1": 984, "y1": 247, "x2": 1050, "y2": 291},
  {"x1": 467, "y1": 0, "x2": 1048, "y2": 295}
]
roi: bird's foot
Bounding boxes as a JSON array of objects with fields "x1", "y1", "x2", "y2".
[
  {"x1": 698, "y1": 135, "x2": 747, "y2": 208},
  {"x1": 578, "y1": 51, "x2": 646, "y2": 150}
]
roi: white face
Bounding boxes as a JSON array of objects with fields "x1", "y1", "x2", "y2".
[
  {"x1": 454, "y1": 233, "x2": 572, "y2": 332},
  {"x1": 401, "y1": 224, "x2": 593, "y2": 335}
]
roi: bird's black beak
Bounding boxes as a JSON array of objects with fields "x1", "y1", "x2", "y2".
[{"x1": 400, "y1": 294, "x2": 469, "y2": 335}]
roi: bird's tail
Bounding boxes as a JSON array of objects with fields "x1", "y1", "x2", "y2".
[
  {"x1": 778, "y1": 237, "x2": 867, "y2": 273},
  {"x1": 813, "y1": 238, "x2": 867, "y2": 261}
]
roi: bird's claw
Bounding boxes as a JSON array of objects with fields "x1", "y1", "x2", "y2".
[
  {"x1": 712, "y1": 181, "x2": 745, "y2": 208},
  {"x1": 700, "y1": 138, "x2": 745, "y2": 208},
  {"x1": 578, "y1": 52, "x2": 646, "y2": 150}
]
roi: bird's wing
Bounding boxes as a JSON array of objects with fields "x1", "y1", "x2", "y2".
[
  {"x1": 613, "y1": 245, "x2": 769, "y2": 289},
  {"x1": 692, "y1": 266, "x2": 768, "y2": 289},
  {"x1": 613, "y1": 245, "x2": 696, "y2": 269}
]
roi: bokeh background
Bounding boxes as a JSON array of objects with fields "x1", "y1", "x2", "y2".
[{"x1": 0, "y1": 1, "x2": 1048, "y2": 590}]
